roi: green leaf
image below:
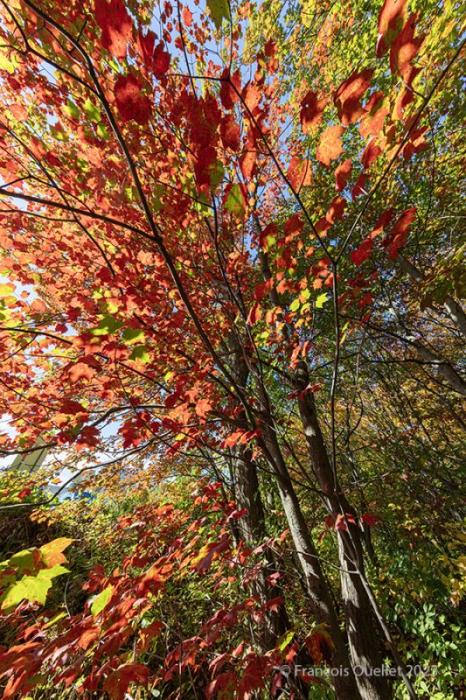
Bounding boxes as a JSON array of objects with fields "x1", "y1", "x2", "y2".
[
  {"x1": 63, "y1": 100, "x2": 80, "y2": 120},
  {"x1": 130, "y1": 345, "x2": 150, "y2": 363},
  {"x1": 315, "y1": 293, "x2": 329, "y2": 309},
  {"x1": 84, "y1": 98, "x2": 101, "y2": 123},
  {"x1": 91, "y1": 314, "x2": 123, "y2": 336},
  {"x1": 278, "y1": 630, "x2": 295, "y2": 651},
  {"x1": 5, "y1": 549, "x2": 37, "y2": 573},
  {"x1": 122, "y1": 328, "x2": 145, "y2": 345},
  {"x1": 225, "y1": 184, "x2": 245, "y2": 218},
  {"x1": 206, "y1": 0, "x2": 230, "y2": 28},
  {"x1": 91, "y1": 584, "x2": 114, "y2": 616},
  {"x1": 1, "y1": 566, "x2": 68, "y2": 611},
  {"x1": 289, "y1": 298, "x2": 300, "y2": 312}
]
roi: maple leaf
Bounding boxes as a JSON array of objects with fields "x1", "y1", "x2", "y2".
[
  {"x1": 220, "y1": 114, "x2": 241, "y2": 151},
  {"x1": 390, "y1": 14, "x2": 423, "y2": 83},
  {"x1": 334, "y1": 159, "x2": 352, "y2": 191},
  {"x1": 300, "y1": 90, "x2": 326, "y2": 133},
  {"x1": 382, "y1": 207, "x2": 416, "y2": 258},
  {"x1": 60, "y1": 399, "x2": 86, "y2": 414},
  {"x1": 376, "y1": 0, "x2": 407, "y2": 56},
  {"x1": 361, "y1": 139, "x2": 382, "y2": 170},
  {"x1": 240, "y1": 149, "x2": 256, "y2": 179},
  {"x1": 114, "y1": 74, "x2": 152, "y2": 125},
  {"x1": 182, "y1": 7, "x2": 193, "y2": 26},
  {"x1": 95, "y1": 0, "x2": 133, "y2": 59},
  {"x1": 326, "y1": 196, "x2": 346, "y2": 224},
  {"x1": 360, "y1": 92, "x2": 389, "y2": 138},
  {"x1": 361, "y1": 513, "x2": 380, "y2": 527},
  {"x1": 351, "y1": 238, "x2": 373, "y2": 266},
  {"x1": 219, "y1": 69, "x2": 241, "y2": 110},
  {"x1": 316, "y1": 125, "x2": 344, "y2": 167},
  {"x1": 352, "y1": 172, "x2": 368, "y2": 199},
  {"x1": 40, "y1": 538, "x2": 73, "y2": 567},
  {"x1": 103, "y1": 663, "x2": 149, "y2": 700},
  {"x1": 206, "y1": 0, "x2": 230, "y2": 29},
  {"x1": 287, "y1": 156, "x2": 312, "y2": 191},
  {"x1": 334, "y1": 69, "x2": 374, "y2": 126},
  {"x1": 153, "y1": 43, "x2": 170, "y2": 76},
  {"x1": 68, "y1": 359, "x2": 99, "y2": 383},
  {"x1": 195, "y1": 398, "x2": 212, "y2": 419}
]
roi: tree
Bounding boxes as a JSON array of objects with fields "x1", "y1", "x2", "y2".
[{"x1": 0, "y1": 0, "x2": 464, "y2": 698}]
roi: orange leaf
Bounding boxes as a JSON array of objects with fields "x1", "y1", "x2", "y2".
[
  {"x1": 316, "y1": 125, "x2": 344, "y2": 167},
  {"x1": 95, "y1": 0, "x2": 133, "y2": 59},
  {"x1": 334, "y1": 159, "x2": 352, "y2": 191},
  {"x1": 334, "y1": 69, "x2": 374, "y2": 126},
  {"x1": 376, "y1": 0, "x2": 408, "y2": 57}
]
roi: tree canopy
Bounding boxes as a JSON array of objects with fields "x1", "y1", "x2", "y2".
[{"x1": 0, "y1": 0, "x2": 464, "y2": 698}]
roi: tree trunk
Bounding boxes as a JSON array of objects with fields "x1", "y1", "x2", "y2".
[
  {"x1": 228, "y1": 339, "x2": 289, "y2": 649},
  {"x1": 295, "y1": 361, "x2": 392, "y2": 699},
  {"x1": 258, "y1": 420, "x2": 360, "y2": 699}
]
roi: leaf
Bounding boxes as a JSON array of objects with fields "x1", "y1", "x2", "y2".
[
  {"x1": 382, "y1": 207, "x2": 417, "y2": 259},
  {"x1": 1, "y1": 566, "x2": 68, "y2": 611},
  {"x1": 206, "y1": 0, "x2": 230, "y2": 29},
  {"x1": 315, "y1": 293, "x2": 329, "y2": 309},
  {"x1": 94, "y1": 0, "x2": 133, "y2": 59},
  {"x1": 130, "y1": 345, "x2": 150, "y2": 363},
  {"x1": 122, "y1": 327, "x2": 145, "y2": 344},
  {"x1": 377, "y1": 0, "x2": 408, "y2": 57},
  {"x1": 40, "y1": 538, "x2": 73, "y2": 567},
  {"x1": 83, "y1": 98, "x2": 101, "y2": 123},
  {"x1": 0, "y1": 283, "x2": 15, "y2": 296},
  {"x1": 390, "y1": 14, "x2": 423, "y2": 83},
  {"x1": 334, "y1": 159, "x2": 352, "y2": 191},
  {"x1": 115, "y1": 74, "x2": 152, "y2": 125},
  {"x1": 287, "y1": 157, "x2": 312, "y2": 191},
  {"x1": 351, "y1": 238, "x2": 373, "y2": 266},
  {"x1": 103, "y1": 663, "x2": 149, "y2": 700},
  {"x1": 91, "y1": 314, "x2": 123, "y2": 336},
  {"x1": 300, "y1": 91, "x2": 326, "y2": 134},
  {"x1": 224, "y1": 183, "x2": 246, "y2": 218},
  {"x1": 90, "y1": 584, "x2": 114, "y2": 616},
  {"x1": 316, "y1": 125, "x2": 344, "y2": 167},
  {"x1": 278, "y1": 630, "x2": 295, "y2": 652},
  {"x1": 334, "y1": 69, "x2": 373, "y2": 126}
]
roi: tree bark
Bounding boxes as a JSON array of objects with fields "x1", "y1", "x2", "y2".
[{"x1": 294, "y1": 361, "x2": 393, "y2": 699}]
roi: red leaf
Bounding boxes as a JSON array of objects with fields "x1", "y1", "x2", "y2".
[
  {"x1": 377, "y1": 0, "x2": 408, "y2": 57},
  {"x1": 115, "y1": 74, "x2": 152, "y2": 125},
  {"x1": 287, "y1": 157, "x2": 312, "y2": 191},
  {"x1": 240, "y1": 150, "x2": 257, "y2": 179},
  {"x1": 60, "y1": 399, "x2": 86, "y2": 414},
  {"x1": 351, "y1": 238, "x2": 373, "y2": 266},
  {"x1": 326, "y1": 196, "x2": 346, "y2": 225},
  {"x1": 361, "y1": 139, "x2": 382, "y2": 169},
  {"x1": 334, "y1": 159, "x2": 352, "y2": 191},
  {"x1": 352, "y1": 172, "x2": 367, "y2": 199},
  {"x1": 334, "y1": 69, "x2": 374, "y2": 126},
  {"x1": 300, "y1": 90, "x2": 326, "y2": 133},
  {"x1": 220, "y1": 69, "x2": 241, "y2": 110},
  {"x1": 316, "y1": 125, "x2": 344, "y2": 167},
  {"x1": 220, "y1": 114, "x2": 241, "y2": 151},
  {"x1": 103, "y1": 663, "x2": 149, "y2": 700},
  {"x1": 360, "y1": 92, "x2": 389, "y2": 138},
  {"x1": 243, "y1": 83, "x2": 261, "y2": 112},
  {"x1": 153, "y1": 43, "x2": 170, "y2": 76},
  {"x1": 95, "y1": 0, "x2": 133, "y2": 59},
  {"x1": 361, "y1": 513, "x2": 380, "y2": 527},
  {"x1": 382, "y1": 207, "x2": 416, "y2": 258},
  {"x1": 390, "y1": 14, "x2": 423, "y2": 83}
]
